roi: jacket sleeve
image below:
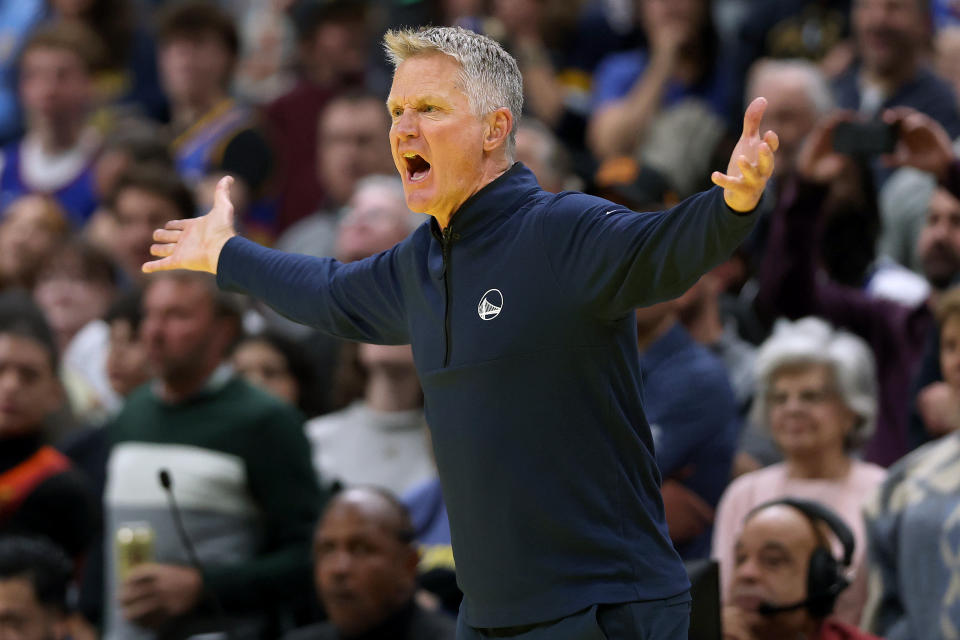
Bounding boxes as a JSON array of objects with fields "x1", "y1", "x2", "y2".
[
  {"x1": 537, "y1": 186, "x2": 759, "y2": 319},
  {"x1": 216, "y1": 236, "x2": 409, "y2": 344}
]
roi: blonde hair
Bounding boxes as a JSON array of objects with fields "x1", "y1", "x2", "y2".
[{"x1": 383, "y1": 26, "x2": 523, "y2": 157}]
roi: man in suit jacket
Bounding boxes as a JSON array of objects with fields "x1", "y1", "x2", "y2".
[{"x1": 285, "y1": 486, "x2": 455, "y2": 640}]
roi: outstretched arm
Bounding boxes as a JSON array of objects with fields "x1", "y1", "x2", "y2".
[
  {"x1": 543, "y1": 97, "x2": 779, "y2": 317},
  {"x1": 143, "y1": 177, "x2": 409, "y2": 344}
]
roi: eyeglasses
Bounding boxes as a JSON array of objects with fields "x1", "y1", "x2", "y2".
[{"x1": 766, "y1": 387, "x2": 838, "y2": 409}]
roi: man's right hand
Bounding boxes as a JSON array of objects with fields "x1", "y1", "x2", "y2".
[{"x1": 142, "y1": 176, "x2": 238, "y2": 274}]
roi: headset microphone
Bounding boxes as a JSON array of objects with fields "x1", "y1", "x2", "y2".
[{"x1": 158, "y1": 469, "x2": 235, "y2": 640}]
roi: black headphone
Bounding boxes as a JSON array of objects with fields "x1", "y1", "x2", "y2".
[{"x1": 751, "y1": 497, "x2": 855, "y2": 619}]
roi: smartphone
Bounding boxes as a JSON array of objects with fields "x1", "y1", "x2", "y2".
[{"x1": 832, "y1": 120, "x2": 899, "y2": 156}]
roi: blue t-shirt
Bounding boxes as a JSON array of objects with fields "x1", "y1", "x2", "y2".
[
  {"x1": 591, "y1": 49, "x2": 731, "y2": 120},
  {"x1": 640, "y1": 322, "x2": 739, "y2": 560}
]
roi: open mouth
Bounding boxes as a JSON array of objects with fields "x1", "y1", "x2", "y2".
[{"x1": 402, "y1": 152, "x2": 431, "y2": 182}]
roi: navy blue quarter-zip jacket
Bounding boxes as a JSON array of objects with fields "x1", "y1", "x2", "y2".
[{"x1": 217, "y1": 163, "x2": 759, "y2": 628}]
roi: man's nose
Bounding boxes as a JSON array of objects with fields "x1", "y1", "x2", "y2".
[
  {"x1": 0, "y1": 369, "x2": 19, "y2": 392},
  {"x1": 734, "y1": 558, "x2": 761, "y2": 582},
  {"x1": 393, "y1": 109, "x2": 419, "y2": 138},
  {"x1": 325, "y1": 549, "x2": 353, "y2": 575}
]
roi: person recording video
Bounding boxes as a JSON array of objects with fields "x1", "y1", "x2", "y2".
[{"x1": 722, "y1": 499, "x2": 881, "y2": 640}]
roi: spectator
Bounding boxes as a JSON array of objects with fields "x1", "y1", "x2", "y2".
[
  {"x1": 307, "y1": 342, "x2": 434, "y2": 496},
  {"x1": 833, "y1": 0, "x2": 960, "y2": 138},
  {"x1": 105, "y1": 165, "x2": 194, "y2": 286},
  {"x1": 863, "y1": 362, "x2": 960, "y2": 638},
  {"x1": 47, "y1": 0, "x2": 166, "y2": 122},
  {"x1": 231, "y1": 2, "x2": 296, "y2": 105},
  {"x1": 284, "y1": 486, "x2": 456, "y2": 640},
  {"x1": 157, "y1": 1, "x2": 275, "y2": 240},
  {"x1": 275, "y1": 94, "x2": 396, "y2": 258},
  {"x1": 231, "y1": 330, "x2": 325, "y2": 418},
  {"x1": 265, "y1": 0, "x2": 371, "y2": 231},
  {"x1": 588, "y1": 0, "x2": 730, "y2": 161},
  {"x1": 935, "y1": 24, "x2": 960, "y2": 101},
  {"x1": 84, "y1": 121, "x2": 173, "y2": 259},
  {"x1": 878, "y1": 164, "x2": 938, "y2": 275},
  {"x1": 723, "y1": 499, "x2": 881, "y2": 640},
  {"x1": 0, "y1": 1, "x2": 46, "y2": 144},
  {"x1": 745, "y1": 59, "x2": 834, "y2": 184},
  {"x1": 635, "y1": 297, "x2": 740, "y2": 559},
  {"x1": 0, "y1": 23, "x2": 103, "y2": 227},
  {"x1": 914, "y1": 287, "x2": 960, "y2": 437},
  {"x1": 0, "y1": 195, "x2": 69, "y2": 291},
  {"x1": 103, "y1": 272, "x2": 323, "y2": 639},
  {"x1": 103, "y1": 290, "x2": 150, "y2": 402},
  {"x1": 0, "y1": 535, "x2": 74, "y2": 640},
  {"x1": 514, "y1": 118, "x2": 576, "y2": 193},
  {"x1": 756, "y1": 109, "x2": 960, "y2": 465},
  {"x1": 675, "y1": 270, "x2": 757, "y2": 416},
  {"x1": 333, "y1": 175, "x2": 422, "y2": 263},
  {"x1": 33, "y1": 240, "x2": 117, "y2": 423},
  {"x1": 57, "y1": 289, "x2": 150, "y2": 632},
  {"x1": 0, "y1": 293, "x2": 96, "y2": 560},
  {"x1": 488, "y1": 0, "x2": 597, "y2": 154},
  {"x1": 712, "y1": 317, "x2": 886, "y2": 626}
]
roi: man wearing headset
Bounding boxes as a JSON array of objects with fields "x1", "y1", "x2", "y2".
[{"x1": 723, "y1": 499, "x2": 882, "y2": 640}]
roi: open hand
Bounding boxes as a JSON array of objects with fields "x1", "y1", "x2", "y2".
[
  {"x1": 882, "y1": 106, "x2": 955, "y2": 180},
  {"x1": 142, "y1": 176, "x2": 238, "y2": 275},
  {"x1": 712, "y1": 97, "x2": 779, "y2": 213}
]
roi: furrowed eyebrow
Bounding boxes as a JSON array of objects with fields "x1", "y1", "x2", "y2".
[{"x1": 386, "y1": 95, "x2": 448, "y2": 111}]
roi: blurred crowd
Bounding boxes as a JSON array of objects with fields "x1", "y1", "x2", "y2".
[{"x1": 4, "y1": 0, "x2": 960, "y2": 638}]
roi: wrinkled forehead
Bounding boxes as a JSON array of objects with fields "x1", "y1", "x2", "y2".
[
  {"x1": 387, "y1": 52, "x2": 468, "y2": 103},
  {"x1": 739, "y1": 504, "x2": 821, "y2": 554}
]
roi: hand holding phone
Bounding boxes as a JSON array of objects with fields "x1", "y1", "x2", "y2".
[{"x1": 831, "y1": 120, "x2": 899, "y2": 156}]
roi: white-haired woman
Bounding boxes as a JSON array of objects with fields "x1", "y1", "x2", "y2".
[{"x1": 711, "y1": 317, "x2": 886, "y2": 626}]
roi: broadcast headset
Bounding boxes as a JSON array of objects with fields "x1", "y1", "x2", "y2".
[{"x1": 750, "y1": 497, "x2": 855, "y2": 619}]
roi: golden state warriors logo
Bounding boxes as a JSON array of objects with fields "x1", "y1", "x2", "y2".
[{"x1": 478, "y1": 289, "x2": 503, "y2": 320}]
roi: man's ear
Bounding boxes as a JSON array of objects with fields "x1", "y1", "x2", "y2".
[{"x1": 483, "y1": 107, "x2": 513, "y2": 153}]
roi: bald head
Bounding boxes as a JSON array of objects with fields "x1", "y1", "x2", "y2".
[
  {"x1": 321, "y1": 486, "x2": 415, "y2": 541},
  {"x1": 313, "y1": 487, "x2": 419, "y2": 636},
  {"x1": 728, "y1": 503, "x2": 834, "y2": 639}
]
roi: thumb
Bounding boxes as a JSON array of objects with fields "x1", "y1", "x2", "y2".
[{"x1": 214, "y1": 176, "x2": 235, "y2": 213}]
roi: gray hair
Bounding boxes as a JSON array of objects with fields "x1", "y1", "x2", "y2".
[
  {"x1": 746, "y1": 58, "x2": 834, "y2": 116},
  {"x1": 350, "y1": 174, "x2": 426, "y2": 232},
  {"x1": 750, "y1": 317, "x2": 877, "y2": 450},
  {"x1": 383, "y1": 26, "x2": 523, "y2": 157}
]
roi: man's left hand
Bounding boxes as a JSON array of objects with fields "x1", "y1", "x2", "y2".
[
  {"x1": 120, "y1": 563, "x2": 203, "y2": 628},
  {"x1": 712, "y1": 97, "x2": 779, "y2": 213}
]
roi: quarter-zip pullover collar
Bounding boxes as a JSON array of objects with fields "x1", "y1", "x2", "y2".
[{"x1": 428, "y1": 162, "x2": 539, "y2": 241}]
